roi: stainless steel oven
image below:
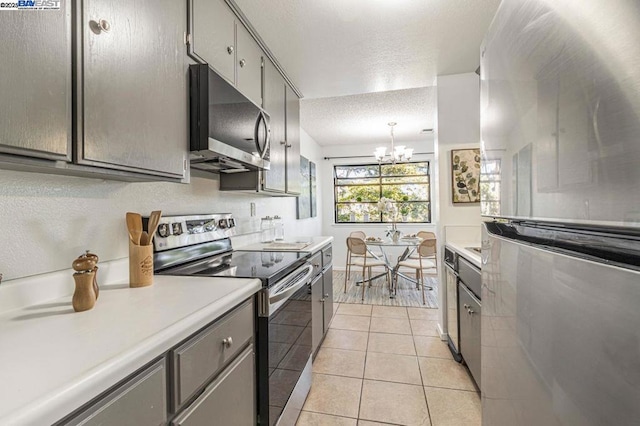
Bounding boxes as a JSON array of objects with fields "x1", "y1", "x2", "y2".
[{"x1": 257, "y1": 263, "x2": 314, "y2": 426}]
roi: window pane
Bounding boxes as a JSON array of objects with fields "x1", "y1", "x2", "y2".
[
  {"x1": 334, "y1": 162, "x2": 430, "y2": 223},
  {"x1": 335, "y1": 165, "x2": 380, "y2": 179},
  {"x1": 381, "y1": 176, "x2": 429, "y2": 184},
  {"x1": 381, "y1": 162, "x2": 429, "y2": 176},
  {"x1": 335, "y1": 177, "x2": 380, "y2": 185},
  {"x1": 381, "y1": 184, "x2": 429, "y2": 201},
  {"x1": 480, "y1": 182, "x2": 500, "y2": 201},
  {"x1": 336, "y1": 186, "x2": 380, "y2": 202}
]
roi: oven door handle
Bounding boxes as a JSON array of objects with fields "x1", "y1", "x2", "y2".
[{"x1": 269, "y1": 264, "x2": 313, "y2": 305}]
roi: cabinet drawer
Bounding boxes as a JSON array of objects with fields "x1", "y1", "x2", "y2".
[
  {"x1": 309, "y1": 252, "x2": 322, "y2": 278},
  {"x1": 322, "y1": 245, "x2": 333, "y2": 269},
  {"x1": 459, "y1": 257, "x2": 481, "y2": 300},
  {"x1": 172, "y1": 346, "x2": 255, "y2": 426},
  {"x1": 172, "y1": 299, "x2": 254, "y2": 408},
  {"x1": 63, "y1": 359, "x2": 167, "y2": 426}
]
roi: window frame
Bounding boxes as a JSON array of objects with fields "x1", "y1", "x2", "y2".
[{"x1": 333, "y1": 161, "x2": 432, "y2": 224}]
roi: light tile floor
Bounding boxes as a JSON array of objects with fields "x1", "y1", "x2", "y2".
[{"x1": 297, "y1": 303, "x2": 481, "y2": 426}]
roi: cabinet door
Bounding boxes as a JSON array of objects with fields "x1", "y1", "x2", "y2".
[
  {"x1": 64, "y1": 359, "x2": 167, "y2": 426},
  {"x1": 458, "y1": 283, "x2": 481, "y2": 387},
  {"x1": 0, "y1": 4, "x2": 71, "y2": 160},
  {"x1": 322, "y1": 265, "x2": 334, "y2": 333},
  {"x1": 81, "y1": 0, "x2": 187, "y2": 178},
  {"x1": 311, "y1": 274, "x2": 323, "y2": 354},
  {"x1": 285, "y1": 85, "x2": 301, "y2": 194},
  {"x1": 172, "y1": 347, "x2": 255, "y2": 426},
  {"x1": 262, "y1": 59, "x2": 286, "y2": 192},
  {"x1": 236, "y1": 23, "x2": 263, "y2": 107},
  {"x1": 189, "y1": 0, "x2": 235, "y2": 84}
]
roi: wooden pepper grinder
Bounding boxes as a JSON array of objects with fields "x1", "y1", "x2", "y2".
[
  {"x1": 72, "y1": 254, "x2": 97, "y2": 312},
  {"x1": 83, "y1": 250, "x2": 100, "y2": 300}
]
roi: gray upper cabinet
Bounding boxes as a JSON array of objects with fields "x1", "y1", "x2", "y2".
[
  {"x1": 189, "y1": 0, "x2": 235, "y2": 84},
  {"x1": 0, "y1": 4, "x2": 71, "y2": 160},
  {"x1": 285, "y1": 85, "x2": 301, "y2": 195},
  {"x1": 79, "y1": 0, "x2": 187, "y2": 178},
  {"x1": 235, "y1": 23, "x2": 263, "y2": 106},
  {"x1": 263, "y1": 59, "x2": 287, "y2": 193},
  {"x1": 188, "y1": 0, "x2": 262, "y2": 107}
]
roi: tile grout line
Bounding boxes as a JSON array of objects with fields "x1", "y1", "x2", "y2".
[
  {"x1": 411, "y1": 309, "x2": 434, "y2": 426},
  {"x1": 356, "y1": 309, "x2": 372, "y2": 422}
]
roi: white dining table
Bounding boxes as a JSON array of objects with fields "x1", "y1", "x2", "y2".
[{"x1": 359, "y1": 237, "x2": 423, "y2": 298}]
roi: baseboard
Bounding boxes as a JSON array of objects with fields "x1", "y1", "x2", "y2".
[{"x1": 437, "y1": 322, "x2": 447, "y2": 341}]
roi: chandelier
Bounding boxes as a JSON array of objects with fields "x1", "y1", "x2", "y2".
[{"x1": 374, "y1": 122, "x2": 414, "y2": 163}]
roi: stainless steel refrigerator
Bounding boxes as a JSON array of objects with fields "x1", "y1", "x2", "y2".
[{"x1": 480, "y1": 0, "x2": 640, "y2": 424}]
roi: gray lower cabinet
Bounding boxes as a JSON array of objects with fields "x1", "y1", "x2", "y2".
[
  {"x1": 0, "y1": 3, "x2": 71, "y2": 160},
  {"x1": 311, "y1": 244, "x2": 334, "y2": 356},
  {"x1": 171, "y1": 346, "x2": 255, "y2": 426},
  {"x1": 79, "y1": 0, "x2": 187, "y2": 178},
  {"x1": 171, "y1": 299, "x2": 254, "y2": 408},
  {"x1": 58, "y1": 298, "x2": 256, "y2": 425},
  {"x1": 311, "y1": 274, "x2": 324, "y2": 355},
  {"x1": 61, "y1": 359, "x2": 167, "y2": 426},
  {"x1": 322, "y1": 265, "x2": 334, "y2": 333},
  {"x1": 458, "y1": 283, "x2": 481, "y2": 388}
]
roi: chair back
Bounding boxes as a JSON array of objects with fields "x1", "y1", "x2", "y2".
[
  {"x1": 349, "y1": 231, "x2": 366, "y2": 239},
  {"x1": 346, "y1": 237, "x2": 368, "y2": 256},
  {"x1": 417, "y1": 231, "x2": 436, "y2": 241},
  {"x1": 417, "y1": 238, "x2": 437, "y2": 258}
]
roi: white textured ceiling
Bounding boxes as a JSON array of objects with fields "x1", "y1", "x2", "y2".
[
  {"x1": 233, "y1": 0, "x2": 500, "y2": 146},
  {"x1": 300, "y1": 87, "x2": 436, "y2": 146}
]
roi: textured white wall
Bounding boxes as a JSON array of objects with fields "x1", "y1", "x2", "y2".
[
  {"x1": 0, "y1": 132, "x2": 323, "y2": 281},
  {"x1": 435, "y1": 72, "x2": 482, "y2": 335}
]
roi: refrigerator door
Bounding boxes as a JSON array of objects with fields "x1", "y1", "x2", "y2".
[
  {"x1": 481, "y1": 223, "x2": 640, "y2": 425},
  {"x1": 480, "y1": 0, "x2": 640, "y2": 228}
]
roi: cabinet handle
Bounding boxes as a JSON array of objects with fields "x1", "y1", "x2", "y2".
[
  {"x1": 227, "y1": 46, "x2": 234, "y2": 55},
  {"x1": 90, "y1": 19, "x2": 111, "y2": 34},
  {"x1": 320, "y1": 298, "x2": 325, "y2": 302},
  {"x1": 98, "y1": 19, "x2": 110, "y2": 33},
  {"x1": 239, "y1": 59, "x2": 246, "y2": 67},
  {"x1": 325, "y1": 253, "x2": 332, "y2": 257},
  {"x1": 313, "y1": 263, "x2": 320, "y2": 268},
  {"x1": 324, "y1": 293, "x2": 329, "y2": 298},
  {"x1": 280, "y1": 141, "x2": 292, "y2": 148},
  {"x1": 222, "y1": 337, "x2": 233, "y2": 348},
  {"x1": 463, "y1": 304, "x2": 470, "y2": 309}
]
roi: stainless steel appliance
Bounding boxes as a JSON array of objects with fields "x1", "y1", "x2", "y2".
[
  {"x1": 456, "y1": 257, "x2": 481, "y2": 388},
  {"x1": 443, "y1": 247, "x2": 461, "y2": 361},
  {"x1": 189, "y1": 64, "x2": 270, "y2": 173},
  {"x1": 481, "y1": 0, "x2": 640, "y2": 424},
  {"x1": 150, "y1": 214, "x2": 313, "y2": 426}
]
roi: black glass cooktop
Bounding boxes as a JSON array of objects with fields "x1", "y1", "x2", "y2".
[{"x1": 158, "y1": 250, "x2": 308, "y2": 287}]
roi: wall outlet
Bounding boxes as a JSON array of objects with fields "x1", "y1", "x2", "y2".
[{"x1": 250, "y1": 202, "x2": 256, "y2": 217}]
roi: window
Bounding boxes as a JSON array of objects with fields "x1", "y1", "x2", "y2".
[
  {"x1": 334, "y1": 162, "x2": 431, "y2": 223},
  {"x1": 480, "y1": 159, "x2": 501, "y2": 216}
]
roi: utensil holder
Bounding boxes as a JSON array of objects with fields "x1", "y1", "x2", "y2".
[{"x1": 129, "y1": 241, "x2": 153, "y2": 287}]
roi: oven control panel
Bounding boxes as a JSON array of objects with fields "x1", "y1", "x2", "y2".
[{"x1": 148, "y1": 213, "x2": 236, "y2": 252}]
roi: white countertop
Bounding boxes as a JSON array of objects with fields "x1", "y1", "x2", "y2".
[
  {"x1": 0, "y1": 275, "x2": 261, "y2": 425},
  {"x1": 446, "y1": 241, "x2": 482, "y2": 269},
  {"x1": 236, "y1": 236, "x2": 333, "y2": 253}
]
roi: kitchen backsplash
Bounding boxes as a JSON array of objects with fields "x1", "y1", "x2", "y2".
[{"x1": 0, "y1": 168, "x2": 321, "y2": 281}]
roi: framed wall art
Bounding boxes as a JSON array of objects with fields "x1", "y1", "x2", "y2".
[
  {"x1": 451, "y1": 148, "x2": 481, "y2": 203},
  {"x1": 297, "y1": 156, "x2": 311, "y2": 219}
]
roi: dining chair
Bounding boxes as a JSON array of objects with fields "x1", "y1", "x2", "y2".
[
  {"x1": 345, "y1": 231, "x2": 367, "y2": 281},
  {"x1": 345, "y1": 237, "x2": 390, "y2": 301},
  {"x1": 409, "y1": 231, "x2": 436, "y2": 260},
  {"x1": 396, "y1": 238, "x2": 437, "y2": 304}
]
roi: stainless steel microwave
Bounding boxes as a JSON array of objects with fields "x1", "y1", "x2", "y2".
[{"x1": 189, "y1": 64, "x2": 270, "y2": 173}]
